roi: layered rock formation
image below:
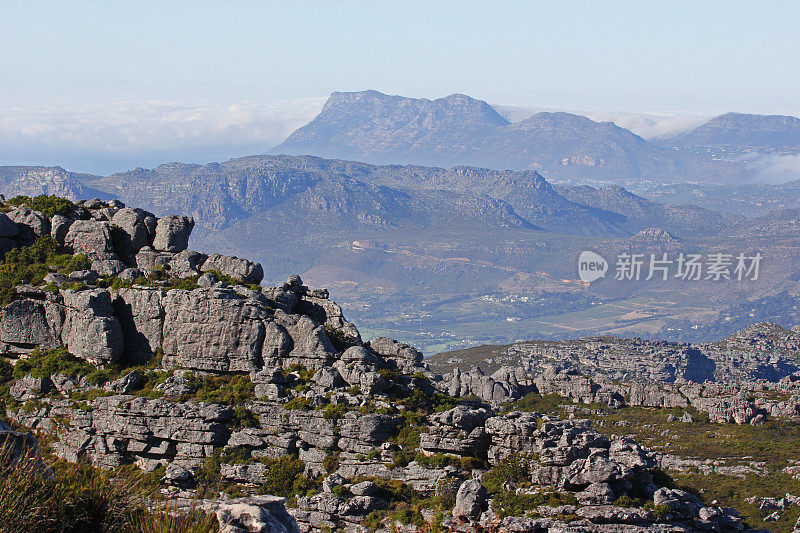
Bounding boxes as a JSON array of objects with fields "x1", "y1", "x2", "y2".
[{"x1": 0, "y1": 196, "x2": 760, "y2": 532}]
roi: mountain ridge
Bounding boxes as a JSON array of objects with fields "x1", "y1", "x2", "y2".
[{"x1": 272, "y1": 90, "x2": 747, "y2": 182}]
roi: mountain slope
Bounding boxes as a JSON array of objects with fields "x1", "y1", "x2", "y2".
[
  {"x1": 660, "y1": 112, "x2": 800, "y2": 151},
  {"x1": 274, "y1": 90, "x2": 509, "y2": 165},
  {"x1": 272, "y1": 90, "x2": 745, "y2": 181}
]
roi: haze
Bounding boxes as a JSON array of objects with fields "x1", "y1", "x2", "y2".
[{"x1": 2, "y1": 0, "x2": 799, "y2": 174}]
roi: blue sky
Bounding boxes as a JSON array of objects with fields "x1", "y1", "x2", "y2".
[{"x1": 1, "y1": 1, "x2": 799, "y2": 173}]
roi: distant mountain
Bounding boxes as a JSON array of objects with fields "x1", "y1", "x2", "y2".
[
  {"x1": 659, "y1": 112, "x2": 800, "y2": 152},
  {"x1": 88, "y1": 155, "x2": 622, "y2": 235},
  {"x1": 0, "y1": 166, "x2": 108, "y2": 200},
  {"x1": 555, "y1": 184, "x2": 736, "y2": 236},
  {"x1": 273, "y1": 90, "x2": 745, "y2": 182}
]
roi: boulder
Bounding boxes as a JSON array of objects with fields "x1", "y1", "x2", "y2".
[
  {"x1": 7, "y1": 208, "x2": 49, "y2": 240},
  {"x1": 0, "y1": 213, "x2": 20, "y2": 238},
  {"x1": 162, "y1": 288, "x2": 270, "y2": 372},
  {"x1": 10, "y1": 375, "x2": 54, "y2": 402},
  {"x1": 169, "y1": 250, "x2": 207, "y2": 278},
  {"x1": 153, "y1": 215, "x2": 194, "y2": 252},
  {"x1": 49, "y1": 214, "x2": 72, "y2": 243},
  {"x1": 215, "y1": 496, "x2": 300, "y2": 533},
  {"x1": 113, "y1": 288, "x2": 164, "y2": 363},
  {"x1": 61, "y1": 289, "x2": 123, "y2": 365},
  {"x1": 201, "y1": 253, "x2": 264, "y2": 285},
  {"x1": 0, "y1": 298, "x2": 62, "y2": 351},
  {"x1": 111, "y1": 208, "x2": 152, "y2": 257},
  {"x1": 64, "y1": 220, "x2": 114, "y2": 255},
  {"x1": 367, "y1": 337, "x2": 423, "y2": 372},
  {"x1": 91, "y1": 259, "x2": 127, "y2": 277},
  {"x1": 452, "y1": 479, "x2": 487, "y2": 521}
]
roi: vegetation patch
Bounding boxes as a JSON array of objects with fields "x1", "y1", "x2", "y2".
[{"x1": 0, "y1": 237, "x2": 91, "y2": 305}]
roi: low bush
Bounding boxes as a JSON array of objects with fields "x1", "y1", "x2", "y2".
[
  {"x1": 0, "y1": 439, "x2": 217, "y2": 532},
  {"x1": 7, "y1": 195, "x2": 78, "y2": 217},
  {"x1": 482, "y1": 453, "x2": 532, "y2": 494}
]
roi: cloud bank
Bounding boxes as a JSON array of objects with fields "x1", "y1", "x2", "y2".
[{"x1": 0, "y1": 98, "x2": 325, "y2": 175}]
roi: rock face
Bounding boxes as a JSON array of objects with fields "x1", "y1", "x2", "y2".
[
  {"x1": 61, "y1": 289, "x2": 123, "y2": 365},
  {"x1": 202, "y1": 253, "x2": 264, "y2": 285},
  {"x1": 452, "y1": 479, "x2": 487, "y2": 520},
  {"x1": 0, "y1": 196, "x2": 760, "y2": 533},
  {"x1": 153, "y1": 215, "x2": 194, "y2": 252},
  {"x1": 215, "y1": 495, "x2": 300, "y2": 533}
]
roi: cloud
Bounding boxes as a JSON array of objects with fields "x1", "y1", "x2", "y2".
[
  {"x1": 0, "y1": 98, "x2": 325, "y2": 174},
  {"x1": 491, "y1": 104, "x2": 710, "y2": 140},
  {"x1": 744, "y1": 153, "x2": 800, "y2": 184},
  {"x1": 583, "y1": 111, "x2": 710, "y2": 140}
]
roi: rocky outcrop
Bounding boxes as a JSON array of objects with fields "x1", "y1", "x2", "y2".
[
  {"x1": 201, "y1": 253, "x2": 264, "y2": 285},
  {"x1": 153, "y1": 215, "x2": 194, "y2": 252},
  {"x1": 0, "y1": 196, "x2": 763, "y2": 532}
]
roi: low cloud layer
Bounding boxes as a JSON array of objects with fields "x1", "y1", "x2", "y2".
[
  {"x1": 0, "y1": 98, "x2": 325, "y2": 175},
  {"x1": 493, "y1": 104, "x2": 709, "y2": 140},
  {"x1": 583, "y1": 111, "x2": 710, "y2": 140},
  {"x1": 745, "y1": 153, "x2": 800, "y2": 184}
]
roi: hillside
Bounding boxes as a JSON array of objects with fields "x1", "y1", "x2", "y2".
[
  {"x1": 272, "y1": 90, "x2": 746, "y2": 182},
  {"x1": 0, "y1": 194, "x2": 799, "y2": 531},
  {"x1": 660, "y1": 112, "x2": 800, "y2": 151}
]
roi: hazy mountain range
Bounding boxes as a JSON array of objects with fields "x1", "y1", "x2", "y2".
[
  {"x1": 3, "y1": 90, "x2": 800, "y2": 351},
  {"x1": 5, "y1": 154, "x2": 800, "y2": 352},
  {"x1": 273, "y1": 90, "x2": 800, "y2": 183}
]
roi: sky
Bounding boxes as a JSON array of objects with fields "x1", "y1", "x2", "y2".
[{"x1": 1, "y1": 1, "x2": 799, "y2": 174}]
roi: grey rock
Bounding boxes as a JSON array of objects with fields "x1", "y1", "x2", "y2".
[
  {"x1": 162, "y1": 288, "x2": 270, "y2": 372},
  {"x1": 452, "y1": 479, "x2": 487, "y2": 520},
  {"x1": 84, "y1": 198, "x2": 104, "y2": 210},
  {"x1": 106, "y1": 370, "x2": 143, "y2": 394},
  {"x1": 111, "y1": 207, "x2": 152, "y2": 258},
  {"x1": 215, "y1": 496, "x2": 300, "y2": 533},
  {"x1": 169, "y1": 250, "x2": 207, "y2": 278},
  {"x1": 0, "y1": 298, "x2": 62, "y2": 351},
  {"x1": 313, "y1": 367, "x2": 344, "y2": 389},
  {"x1": 10, "y1": 375, "x2": 53, "y2": 401},
  {"x1": 163, "y1": 464, "x2": 195, "y2": 487},
  {"x1": 68, "y1": 270, "x2": 99, "y2": 284},
  {"x1": 118, "y1": 268, "x2": 143, "y2": 283},
  {"x1": 153, "y1": 215, "x2": 194, "y2": 252},
  {"x1": 8, "y1": 208, "x2": 50, "y2": 240},
  {"x1": 91, "y1": 259, "x2": 127, "y2": 277},
  {"x1": 197, "y1": 273, "x2": 216, "y2": 287},
  {"x1": 64, "y1": 220, "x2": 114, "y2": 255},
  {"x1": 43, "y1": 273, "x2": 67, "y2": 286},
  {"x1": 367, "y1": 337, "x2": 423, "y2": 372},
  {"x1": 350, "y1": 481, "x2": 380, "y2": 496},
  {"x1": 113, "y1": 288, "x2": 164, "y2": 363},
  {"x1": 202, "y1": 253, "x2": 264, "y2": 285},
  {"x1": 0, "y1": 213, "x2": 19, "y2": 238},
  {"x1": 50, "y1": 214, "x2": 72, "y2": 243},
  {"x1": 61, "y1": 289, "x2": 124, "y2": 364}
]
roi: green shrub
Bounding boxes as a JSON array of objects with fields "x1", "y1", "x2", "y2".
[
  {"x1": 0, "y1": 236, "x2": 93, "y2": 305},
  {"x1": 256, "y1": 456, "x2": 308, "y2": 497},
  {"x1": 508, "y1": 392, "x2": 572, "y2": 415},
  {"x1": 203, "y1": 270, "x2": 241, "y2": 286},
  {"x1": 323, "y1": 452, "x2": 340, "y2": 474},
  {"x1": 183, "y1": 373, "x2": 255, "y2": 406},
  {"x1": 0, "y1": 439, "x2": 217, "y2": 532},
  {"x1": 491, "y1": 489, "x2": 578, "y2": 518},
  {"x1": 482, "y1": 453, "x2": 532, "y2": 494},
  {"x1": 13, "y1": 347, "x2": 97, "y2": 380},
  {"x1": 319, "y1": 403, "x2": 350, "y2": 420},
  {"x1": 613, "y1": 495, "x2": 644, "y2": 507},
  {"x1": 232, "y1": 405, "x2": 259, "y2": 428},
  {"x1": 284, "y1": 397, "x2": 312, "y2": 410},
  {"x1": 7, "y1": 195, "x2": 77, "y2": 217}
]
